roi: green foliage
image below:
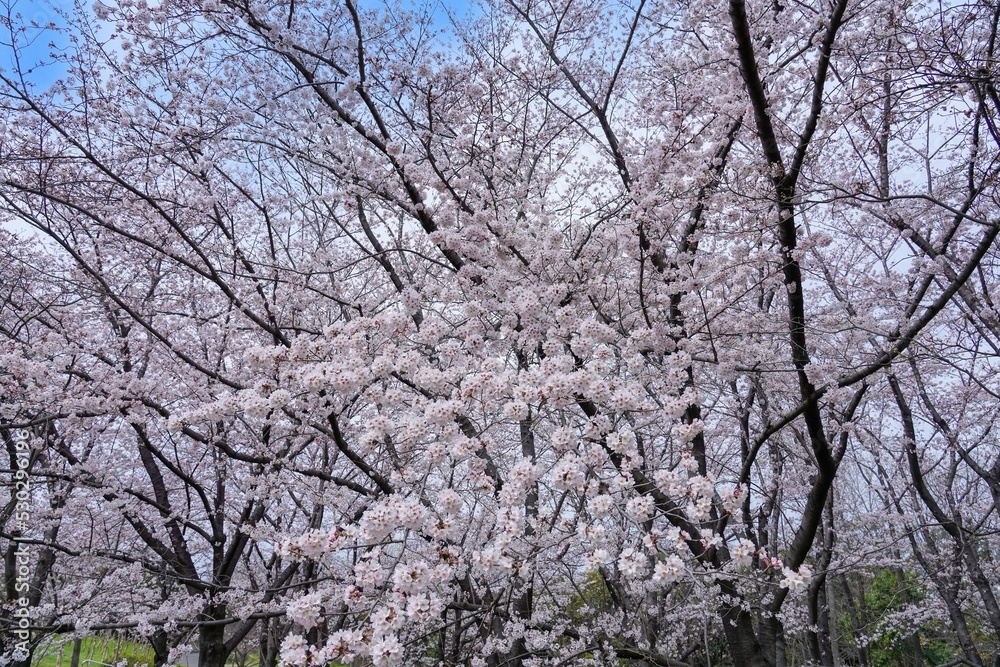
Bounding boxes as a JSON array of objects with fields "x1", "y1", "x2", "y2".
[
  {"x1": 565, "y1": 569, "x2": 616, "y2": 622},
  {"x1": 848, "y1": 568, "x2": 960, "y2": 667},
  {"x1": 863, "y1": 568, "x2": 922, "y2": 667},
  {"x1": 922, "y1": 638, "x2": 958, "y2": 666}
]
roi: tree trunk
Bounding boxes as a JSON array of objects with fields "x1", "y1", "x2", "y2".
[
  {"x1": 825, "y1": 576, "x2": 842, "y2": 666},
  {"x1": 816, "y1": 582, "x2": 835, "y2": 667},
  {"x1": 151, "y1": 629, "x2": 171, "y2": 667},
  {"x1": 199, "y1": 603, "x2": 232, "y2": 667},
  {"x1": 258, "y1": 618, "x2": 280, "y2": 667},
  {"x1": 757, "y1": 612, "x2": 785, "y2": 667},
  {"x1": 839, "y1": 574, "x2": 870, "y2": 667},
  {"x1": 720, "y1": 597, "x2": 774, "y2": 667},
  {"x1": 893, "y1": 567, "x2": 923, "y2": 667},
  {"x1": 938, "y1": 580, "x2": 983, "y2": 667},
  {"x1": 70, "y1": 637, "x2": 83, "y2": 667},
  {"x1": 9, "y1": 639, "x2": 32, "y2": 667}
]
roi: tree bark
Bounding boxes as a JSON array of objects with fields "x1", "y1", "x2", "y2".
[
  {"x1": 839, "y1": 574, "x2": 870, "y2": 667},
  {"x1": 70, "y1": 637, "x2": 83, "y2": 667},
  {"x1": 198, "y1": 603, "x2": 232, "y2": 667}
]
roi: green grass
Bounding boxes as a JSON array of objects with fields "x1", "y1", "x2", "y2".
[
  {"x1": 33, "y1": 636, "x2": 159, "y2": 667},
  {"x1": 33, "y1": 637, "x2": 262, "y2": 667}
]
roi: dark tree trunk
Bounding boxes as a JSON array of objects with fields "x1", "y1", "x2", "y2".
[
  {"x1": 199, "y1": 603, "x2": 232, "y2": 667},
  {"x1": 938, "y1": 580, "x2": 983, "y2": 667},
  {"x1": 757, "y1": 612, "x2": 785, "y2": 667},
  {"x1": 70, "y1": 637, "x2": 83, "y2": 667},
  {"x1": 151, "y1": 628, "x2": 171, "y2": 667},
  {"x1": 258, "y1": 617, "x2": 280, "y2": 667},
  {"x1": 839, "y1": 574, "x2": 870, "y2": 667},
  {"x1": 816, "y1": 582, "x2": 835, "y2": 667},
  {"x1": 721, "y1": 598, "x2": 774, "y2": 667},
  {"x1": 10, "y1": 646, "x2": 32, "y2": 667},
  {"x1": 893, "y1": 567, "x2": 923, "y2": 667}
]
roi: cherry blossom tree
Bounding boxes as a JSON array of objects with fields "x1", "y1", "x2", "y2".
[{"x1": 0, "y1": 0, "x2": 998, "y2": 664}]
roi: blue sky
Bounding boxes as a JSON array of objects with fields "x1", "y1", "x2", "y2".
[
  {"x1": 0, "y1": 0, "x2": 71, "y2": 89},
  {"x1": 1, "y1": 0, "x2": 476, "y2": 91}
]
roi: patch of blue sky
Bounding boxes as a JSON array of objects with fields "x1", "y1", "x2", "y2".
[
  {"x1": 358, "y1": 0, "x2": 481, "y2": 34},
  {"x1": 2, "y1": 0, "x2": 476, "y2": 92},
  {"x1": 431, "y1": 0, "x2": 479, "y2": 24},
  {"x1": 0, "y1": 0, "x2": 72, "y2": 90}
]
